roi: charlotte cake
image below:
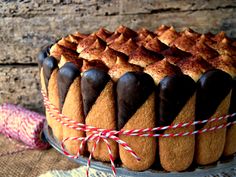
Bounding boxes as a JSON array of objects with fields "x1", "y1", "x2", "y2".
[{"x1": 38, "y1": 25, "x2": 236, "y2": 172}]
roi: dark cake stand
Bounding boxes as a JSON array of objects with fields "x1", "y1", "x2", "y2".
[{"x1": 43, "y1": 122, "x2": 236, "y2": 177}]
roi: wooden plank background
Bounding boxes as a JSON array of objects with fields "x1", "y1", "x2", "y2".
[{"x1": 0, "y1": 0, "x2": 236, "y2": 111}]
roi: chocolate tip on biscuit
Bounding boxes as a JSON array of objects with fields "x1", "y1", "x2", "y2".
[
  {"x1": 158, "y1": 74, "x2": 196, "y2": 126},
  {"x1": 196, "y1": 69, "x2": 232, "y2": 129},
  {"x1": 43, "y1": 56, "x2": 58, "y2": 93},
  {"x1": 58, "y1": 62, "x2": 81, "y2": 111},
  {"x1": 117, "y1": 72, "x2": 155, "y2": 130},
  {"x1": 81, "y1": 69, "x2": 110, "y2": 116},
  {"x1": 38, "y1": 45, "x2": 51, "y2": 68}
]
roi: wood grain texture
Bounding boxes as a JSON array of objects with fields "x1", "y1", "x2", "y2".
[
  {"x1": 120, "y1": 0, "x2": 236, "y2": 14},
  {"x1": 0, "y1": 65, "x2": 43, "y2": 111},
  {"x1": 1, "y1": 8, "x2": 236, "y2": 64},
  {"x1": 0, "y1": 0, "x2": 235, "y2": 109}
]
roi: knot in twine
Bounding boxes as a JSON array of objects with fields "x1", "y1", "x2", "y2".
[
  {"x1": 42, "y1": 90, "x2": 236, "y2": 177},
  {"x1": 0, "y1": 103, "x2": 49, "y2": 157}
]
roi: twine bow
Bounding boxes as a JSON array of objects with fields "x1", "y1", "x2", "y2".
[{"x1": 41, "y1": 90, "x2": 236, "y2": 177}]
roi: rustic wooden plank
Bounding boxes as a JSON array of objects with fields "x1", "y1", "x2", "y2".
[
  {"x1": 0, "y1": 8, "x2": 235, "y2": 64},
  {"x1": 120, "y1": 8, "x2": 236, "y2": 36},
  {"x1": 0, "y1": 0, "x2": 119, "y2": 18},
  {"x1": 120, "y1": 0, "x2": 236, "y2": 14},
  {"x1": 0, "y1": 0, "x2": 235, "y2": 17},
  {"x1": 0, "y1": 65, "x2": 43, "y2": 112},
  {"x1": 0, "y1": 15, "x2": 120, "y2": 64}
]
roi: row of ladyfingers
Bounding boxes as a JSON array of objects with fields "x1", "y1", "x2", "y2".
[{"x1": 38, "y1": 25, "x2": 236, "y2": 172}]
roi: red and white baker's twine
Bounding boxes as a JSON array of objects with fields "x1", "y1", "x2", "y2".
[
  {"x1": 41, "y1": 90, "x2": 236, "y2": 177},
  {"x1": 0, "y1": 103, "x2": 49, "y2": 157}
]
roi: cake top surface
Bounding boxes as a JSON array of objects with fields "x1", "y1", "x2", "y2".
[{"x1": 47, "y1": 25, "x2": 236, "y2": 83}]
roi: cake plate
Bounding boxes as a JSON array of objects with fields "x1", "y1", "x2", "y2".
[{"x1": 43, "y1": 122, "x2": 236, "y2": 177}]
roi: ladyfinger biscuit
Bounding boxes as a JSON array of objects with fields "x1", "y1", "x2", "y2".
[
  {"x1": 42, "y1": 56, "x2": 58, "y2": 127},
  {"x1": 58, "y1": 62, "x2": 85, "y2": 155},
  {"x1": 81, "y1": 69, "x2": 118, "y2": 162},
  {"x1": 196, "y1": 92, "x2": 231, "y2": 164},
  {"x1": 224, "y1": 78, "x2": 236, "y2": 156},
  {"x1": 40, "y1": 69, "x2": 46, "y2": 95},
  {"x1": 85, "y1": 81, "x2": 118, "y2": 161},
  {"x1": 207, "y1": 55, "x2": 236, "y2": 156},
  {"x1": 38, "y1": 45, "x2": 51, "y2": 93},
  {"x1": 224, "y1": 123, "x2": 236, "y2": 156},
  {"x1": 47, "y1": 69, "x2": 62, "y2": 141},
  {"x1": 145, "y1": 59, "x2": 196, "y2": 171},
  {"x1": 195, "y1": 70, "x2": 232, "y2": 165},
  {"x1": 158, "y1": 75, "x2": 196, "y2": 172},
  {"x1": 117, "y1": 72, "x2": 156, "y2": 171}
]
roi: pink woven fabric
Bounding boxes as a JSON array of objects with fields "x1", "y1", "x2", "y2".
[{"x1": 0, "y1": 103, "x2": 49, "y2": 150}]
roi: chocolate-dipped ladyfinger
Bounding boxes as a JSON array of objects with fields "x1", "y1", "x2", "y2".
[
  {"x1": 158, "y1": 76, "x2": 196, "y2": 171},
  {"x1": 195, "y1": 69, "x2": 232, "y2": 164},
  {"x1": 58, "y1": 62, "x2": 85, "y2": 155},
  {"x1": 81, "y1": 69, "x2": 118, "y2": 162},
  {"x1": 145, "y1": 59, "x2": 196, "y2": 171},
  {"x1": 38, "y1": 45, "x2": 51, "y2": 93},
  {"x1": 224, "y1": 78, "x2": 236, "y2": 156},
  {"x1": 207, "y1": 55, "x2": 236, "y2": 156},
  {"x1": 42, "y1": 56, "x2": 58, "y2": 128},
  {"x1": 117, "y1": 72, "x2": 156, "y2": 171},
  {"x1": 38, "y1": 45, "x2": 51, "y2": 69},
  {"x1": 207, "y1": 38, "x2": 236, "y2": 156},
  {"x1": 179, "y1": 57, "x2": 232, "y2": 165},
  {"x1": 47, "y1": 69, "x2": 62, "y2": 141}
]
